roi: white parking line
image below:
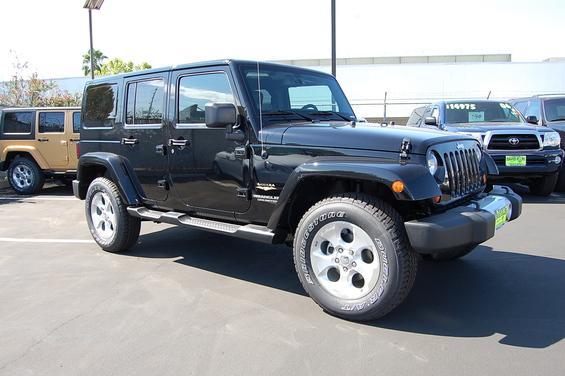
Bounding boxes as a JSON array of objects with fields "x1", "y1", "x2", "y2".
[
  {"x1": 0, "y1": 237, "x2": 95, "y2": 244},
  {"x1": 0, "y1": 196, "x2": 77, "y2": 201}
]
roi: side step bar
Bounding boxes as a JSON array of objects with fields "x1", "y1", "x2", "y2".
[{"x1": 127, "y1": 207, "x2": 275, "y2": 244}]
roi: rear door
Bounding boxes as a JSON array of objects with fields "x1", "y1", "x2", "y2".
[
  {"x1": 68, "y1": 110, "x2": 81, "y2": 169},
  {"x1": 35, "y1": 110, "x2": 69, "y2": 169},
  {"x1": 121, "y1": 73, "x2": 169, "y2": 202}
]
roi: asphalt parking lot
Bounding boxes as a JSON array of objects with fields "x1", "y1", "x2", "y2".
[{"x1": 0, "y1": 183, "x2": 564, "y2": 376}]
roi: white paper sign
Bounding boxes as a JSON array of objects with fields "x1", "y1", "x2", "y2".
[{"x1": 468, "y1": 111, "x2": 485, "y2": 122}]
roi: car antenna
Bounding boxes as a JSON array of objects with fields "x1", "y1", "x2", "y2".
[
  {"x1": 257, "y1": 61, "x2": 267, "y2": 159},
  {"x1": 487, "y1": 90, "x2": 492, "y2": 99}
]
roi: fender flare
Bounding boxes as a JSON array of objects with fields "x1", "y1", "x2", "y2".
[
  {"x1": 267, "y1": 160, "x2": 441, "y2": 230},
  {"x1": 1, "y1": 145, "x2": 49, "y2": 170},
  {"x1": 76, "y1": 152, "x2": 142, "y2": 205}
]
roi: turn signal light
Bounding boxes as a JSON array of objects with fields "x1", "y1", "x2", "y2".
[
  {"x1": 433, "y1": 195, "x2": 442, "y2": 203},
  {"x1": 483, "y1": 174, "x2": 487, "y2": 184},
  {"x1": 391, "y1": 180, "x2": 405, "y2": 193}
]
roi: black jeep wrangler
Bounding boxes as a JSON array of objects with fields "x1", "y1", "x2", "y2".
[{"x1": 74, "y1": 60, "x2": 522, "y2": 320}]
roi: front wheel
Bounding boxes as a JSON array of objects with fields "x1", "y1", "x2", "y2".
[
  {"x1": 85, "y1": 177, "x2": 141, "y2": 253},
  {"x1": 293, "y1": 193, "x2": 418, "y2": 321},
  {"x1": 528, "y1": 173, "x2": 558, "y2": 196}
]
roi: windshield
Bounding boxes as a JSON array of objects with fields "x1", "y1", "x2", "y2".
[
  {"x1": 444, "y1": 101, "x2": 522, "y2": 124},
  {"x1": 238, "y1": 63, "x2": 356, "y2": 125},
  {"x1": 544, "y1": 98, "x2": 565, "y2": 122}
]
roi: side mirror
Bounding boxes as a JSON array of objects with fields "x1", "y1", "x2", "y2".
[
  {"x1": 205, "y1": 103, "x2": 237, "y2": 128},
  {"x1": 424, "y1": 116, "x2": 437, "y2": 126},
  {"x1": 526, "y1": 115, "x2": 539, "y2": 125}
]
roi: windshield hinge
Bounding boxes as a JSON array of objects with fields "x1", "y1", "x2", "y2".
[{"x1": 399, "y1": 138, "x2": 412, "y2": 165}]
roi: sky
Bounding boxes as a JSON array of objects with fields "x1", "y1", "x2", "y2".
[{"x1": 1, "y1": 0, "x2": 565, "y2": 81}]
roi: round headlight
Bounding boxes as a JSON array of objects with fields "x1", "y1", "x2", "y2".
[{"x1": 427, "y1": 151, "x2": 438, "y2": 176}]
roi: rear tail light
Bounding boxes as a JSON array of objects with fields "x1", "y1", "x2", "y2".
[{"x1": 76, "y1": 142, "x2": 80, "y2": 158}]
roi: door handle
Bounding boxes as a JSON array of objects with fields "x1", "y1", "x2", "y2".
[
  {"x1": 38, "y1": 138, "x2": 49, "y2": 142},
  {"x1": 121, "y1": 137, "x2": 139, "y2": 146},
  {"x1": 168, "y1": 138, "x2": 189, "y2": 147},
  {"x1": 69, "y1": 138, "x2": 80, "y2": 142}
]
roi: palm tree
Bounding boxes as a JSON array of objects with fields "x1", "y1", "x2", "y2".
[{"x1": 82, "y1": 49, "x2": 108, "y2": 77}]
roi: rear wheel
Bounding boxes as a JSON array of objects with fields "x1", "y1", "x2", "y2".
[
  {"x1": 528, "y1": 173, "x2": 558, "y2": 196},
  {"x1": 293, "y1": 193, "x2": 418, "y2": 321},
  {"x1": 85, "y1": 177, "x2": 140, "y2": 253},
  {"x1": 7, "y1": 156, "x2": 45, "y2": 195},
  {"x1": 423, "y1": 244, "x2": 478, "y2": 261}
]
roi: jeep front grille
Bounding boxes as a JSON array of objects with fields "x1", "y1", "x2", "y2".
[
  {"x1": 487, "y1": 134, "x2": 540, "y2": 150},
  {"x1": 442, "y1": 148, "x2": 482, "y2": 198}
]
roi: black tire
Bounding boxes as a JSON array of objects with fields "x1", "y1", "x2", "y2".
[
  {"x1": 85, "y1": 177, "x2": 141, "y2": 253},
  {"x1": 293, "y1": 193, "x2": 418, "y2": 321},
  {"x1": 7, "y1": 156, "x2": 45, "y2": 195},
  {"x1": 528, "y1": 173, "x2": 558, "y2": 196},
  {"x1": 555, "y1": 168, "x2": 565, "y2": 193},
  {"x1": 422, "y1": 244, "x2": 478, "y2": 261}
]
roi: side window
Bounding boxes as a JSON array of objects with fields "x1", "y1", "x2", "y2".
[
  {"x1": 39, "y1": 112, "x2": 65, "y2": 133},
  {"x1": 513, "y1": 101, "x2": 528, "y2": 115},
  {"x1": 83, "y1": 83, "x2": 118, "y2": 128},
  {"x1": 178, "y1": 72, "x2": 234, "y2": 124},
  {"x1": 431, "y1": 107, "x2": 439, "y2": 123},
  {"x1": 2, "y1": 111, "x2": 33, "y2": 134},
  {"x1": 72, "y1": 112, "x2": 81, "y2": 133},
  {"x1": 525, "y1": 100, "x2": 541, "y2": 120},
  {"x1": 406, "y1": 106, "x2": 425, "y2": 126},
  {"x1": 125, "y1": 79, "x2": 165, "y2": 125}
]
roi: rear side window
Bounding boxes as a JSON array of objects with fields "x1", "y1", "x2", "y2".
[
  {"x1": 72, "y1": 112, "x2": 81, "y2": 133},
  {"x1": 178, "y1": 73, "x2": 234, "y2": 124},
  {"x1": 83, "y1": 83, "x2": 118, "y2": 128},
  {"x1": 125, "y1": 79, "x2": 164, "y2": 125},
  {"x1": 2, "y1": 111, "x2": 33, "y2": 134},
  {"x1": 39, "y1": 112, "x2": 65, "y2": 133}
]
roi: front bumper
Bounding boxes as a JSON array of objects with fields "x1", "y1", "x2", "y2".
[
  {"x1": 487, "y1": 149, "x2": 563, "y2": 178},
  {"x1": 405, "y1": 185, "x2": 522, "y2": 254}
]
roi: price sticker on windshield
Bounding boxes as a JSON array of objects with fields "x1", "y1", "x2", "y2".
[
  {"x1": 446, "y1": 103, "x2": 477, "y2": 110},
  {"x1": 468, "y1": 111, "x2": 485, "y2": 122}
]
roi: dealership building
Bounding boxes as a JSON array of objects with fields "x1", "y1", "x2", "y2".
[{"x1": 50, "y1": 54, "x2": 565, "y2": 124}]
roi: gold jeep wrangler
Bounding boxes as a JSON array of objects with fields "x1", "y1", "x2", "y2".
[{"x1": 0, "y1": 107, "x2": 81, "y2": 194}]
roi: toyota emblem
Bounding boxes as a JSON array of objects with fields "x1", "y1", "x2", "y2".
[{"x1": 508, "y1": 137, "x2": 520, "y2": 146}]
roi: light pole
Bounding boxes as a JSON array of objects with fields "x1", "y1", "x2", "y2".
[
  {"x1": 331, "y1": 0, "x2": 336, "y2": 77},
  {"x1": 83, "y1": 0, "x2": 105, "y2": 79}
]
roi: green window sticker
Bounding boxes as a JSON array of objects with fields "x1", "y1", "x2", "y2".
[{"x1": 468, "y1": 111, "x2": 485, "y2": 122}]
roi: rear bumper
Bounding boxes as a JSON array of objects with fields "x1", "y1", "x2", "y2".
[{"x1": 405, "y1": 185, "x2": 522, "y2": 254}]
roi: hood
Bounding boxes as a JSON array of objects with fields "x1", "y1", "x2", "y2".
[
  {"x1": 259, "y1": 122, "x2": 476, "y2": 155},
  {"x1": 444, "y1": 122, "x2": 546, "y2": 133}
]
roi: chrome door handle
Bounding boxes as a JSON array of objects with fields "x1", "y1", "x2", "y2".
[
  {"x1": 38, "y1": 138, "x2": 49, "y2": 142},
  {"x1": 121, "y1": 138, "x2": 139, "y2": 146},
  {"x1": 168, "y1": 138, "x2": 189, "y2": 147}
]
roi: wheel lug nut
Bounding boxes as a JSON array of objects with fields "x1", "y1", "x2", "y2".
[
  {"x1": 343, "y1": 266, "x2": 348, "y2": 272},
  {"x1": 349, "y1": 250, "x2": 354, "y2": 255},
  {"x1": 335, "y1": 258, "x2": 339, "y2": 263},
  {"x1": 351, "y1": 262, "x2": 357, "y2": 267},
  {"x1": 338, "y1": 248, "x2": 343, "y2": 253}
]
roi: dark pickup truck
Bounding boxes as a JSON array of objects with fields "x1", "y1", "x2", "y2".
[
  {"x1": 407, "y1": 100, "x2": 563, "y2": 196},
  {"x1": 73, "y1": 60, "x2": 521, "y2": 320}
]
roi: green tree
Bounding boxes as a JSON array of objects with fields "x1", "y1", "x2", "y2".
[
  {"x1": 99, "y1": 58, "x2": 152, "y2": 76},
  {"x1": 82, "y1": 49, "x2": 108, "y2": 77}
]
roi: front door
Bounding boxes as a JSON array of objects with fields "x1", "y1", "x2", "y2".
[
  {"x1": 120, "y1": 74, "x2": 169, "y2": 202},
  {"x1": 168, "y1": 68, "x2": 250, "y2": 214},
  {"x1": 67, "y1": 110, "x2": 81, "y2": 169},
  {"x1": 35, "y1": 110, "x2": 69, "y2": 169}
]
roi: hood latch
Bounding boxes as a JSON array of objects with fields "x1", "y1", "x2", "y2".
[{"x1": 399, "y1": 138, "x2": 412, "y2": 165}]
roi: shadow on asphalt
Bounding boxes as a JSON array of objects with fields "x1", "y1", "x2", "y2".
[
  {"x1": 129, "y1": 226, "x2": 565, "y2": 349},
  {"x1": 0, "y1": 182, "x2": 73, "y2": 205}
]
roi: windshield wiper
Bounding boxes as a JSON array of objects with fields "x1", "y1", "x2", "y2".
[
  {"x1": 549, "y1": 117, "x2": 565, "y2": 122},
  {"x1": 262, "y1": 111, "x2": 313, "y2": 122},
  {"x1": 307, "y1": 111, "x2": 354, "y2": 122}
]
